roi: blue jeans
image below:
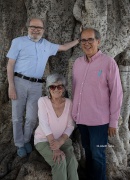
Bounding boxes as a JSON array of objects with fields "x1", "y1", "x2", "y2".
[{"x1": 78, "y1": 124, "x2": 108, "y2": 180}]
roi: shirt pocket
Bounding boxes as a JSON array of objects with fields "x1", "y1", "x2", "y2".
[
  {"x1": 40, "y1": 47, "x2": 51, "y2": 60},
  {"x1": 87, "y1": 70, "x2": 103, "y2": 86},
  {"x1": 87, "y1": 70, "x2": 107, "y2": 90}
]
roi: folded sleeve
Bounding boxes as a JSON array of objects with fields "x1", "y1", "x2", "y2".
[
  {"x1": 6, "y1": 38, "x2": 20, "y2": 60},
  {"x1": 50, "y1": 43, "x2": 59, "y2": 55}
]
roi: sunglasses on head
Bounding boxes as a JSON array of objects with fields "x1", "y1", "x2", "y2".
[{"x1": 49, "y1": 85, "x2": 64, "y2": 90}]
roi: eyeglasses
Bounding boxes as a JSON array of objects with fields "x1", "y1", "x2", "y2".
[
  {"x1": 80, "y1": 38, "x2": 95, "y2": 44},
  {"x1": 28, "y1": 26, "x2": 44, "y2": 31},
  {"x1": 49, "y1": 85, "x2": 64, "y2": 91}
]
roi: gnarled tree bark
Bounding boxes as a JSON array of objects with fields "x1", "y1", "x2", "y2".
[{"x1": 0, "y1": 0, "x2": 130, "y2": 179}]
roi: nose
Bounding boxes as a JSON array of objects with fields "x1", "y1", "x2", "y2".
[
  {"x1": 33, "y1": 28, "x2": 39, "y2": 32},
  {"x1": 54, "y1": 87, "x2": 59, "y2": 90},
  {"x1": 84, "y1": 41, "x2": 90, "y2": 45}
]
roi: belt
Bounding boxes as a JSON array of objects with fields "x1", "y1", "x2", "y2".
[{"x1": 14, "y1": 72, "x2": 45, "y2": 83}]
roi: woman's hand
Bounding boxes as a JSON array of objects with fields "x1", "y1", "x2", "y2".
[
  {"x1": 53, "y1": 149, "x2": 65, "y2": 164},
  {"x1": 50, "y1": 135, "x2": 68, "y2": 150},
  {"x1": 50, "y1": 139, "x2": 61, "y2": 150}
]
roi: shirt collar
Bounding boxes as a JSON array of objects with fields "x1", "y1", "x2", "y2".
[
  {"x1": 85, "y1": 50, "x2": 102, "y2": 63},
  {"x1": 27, "y1": 35, "x2": 43, "y2": 43}
]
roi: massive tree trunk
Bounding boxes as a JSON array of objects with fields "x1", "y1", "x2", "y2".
[{"x1": 0, "y1": 0, "x2": 130, "y2": 179}]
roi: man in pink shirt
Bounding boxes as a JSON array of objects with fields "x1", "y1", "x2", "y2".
[{"x1": 72, "y1": 28, "x2": 123, "y2": 180}]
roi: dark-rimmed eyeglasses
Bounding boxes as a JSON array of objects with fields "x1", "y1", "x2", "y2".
[
  {"x1": 49, "y1": 85, "x2": 64, "y2": 91},
  {"x1": 80, "y1": 38, "x2": 95, "y2": 44},
  {"x1": 28, "y1": 26, "x2": 44, "y2": 31}
]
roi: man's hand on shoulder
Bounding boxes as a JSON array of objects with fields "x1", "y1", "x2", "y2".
[{"x1": 108, "y1": 127, "x2": 117, "y2": 137}]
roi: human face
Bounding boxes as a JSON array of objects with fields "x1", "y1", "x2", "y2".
[
  {"x1": 28, "y1": 19, "x2": 44, "y2": 42},
  {"x1": 81, "y1": 29, "x2": 100, "y2": 60},
  {"x1": 49, "y1": 82, "x2": 64, "y2": 99}
]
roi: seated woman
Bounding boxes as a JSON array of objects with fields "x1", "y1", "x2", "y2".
[{"x1": 34, "y1": 73, "x2": 79, "y2": 180}]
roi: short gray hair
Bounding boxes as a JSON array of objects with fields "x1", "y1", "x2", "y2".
[
  {"x1": 26, "y1": 17, "x2": 44, "y2": 27},
  {"x1": 46, "y1": 73, "x2": 67, "y2": 98},
  {"x1": 81, "y1": 28, "x2": 101, "y2": 40}
]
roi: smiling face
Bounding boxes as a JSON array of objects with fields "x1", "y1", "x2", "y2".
[
  {"x1": 49, "y1": 81, "x2": 64, "y2": 99},
  {"x1": 81, "y1": 29, "x2": 100, "y2": 60},
  {"x1": 28, "y1": 19, "x2": 44, "y2": 42}
]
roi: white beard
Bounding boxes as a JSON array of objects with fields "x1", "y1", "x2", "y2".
[{"x1": 29, "y1": 34, "x2": 42, "y2": 42}]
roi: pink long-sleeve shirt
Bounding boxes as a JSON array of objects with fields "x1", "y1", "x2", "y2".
[
  {"x1": 34, "y1": 96, "x2": 74, "y2": 145},
  {"x1": 72, "y1": 50, "x2": 123, "y2": 128}
]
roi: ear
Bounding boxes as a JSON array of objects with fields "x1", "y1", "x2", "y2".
[{"x1": 97, "y1": 39, "x2": 101, "y2": 46}]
